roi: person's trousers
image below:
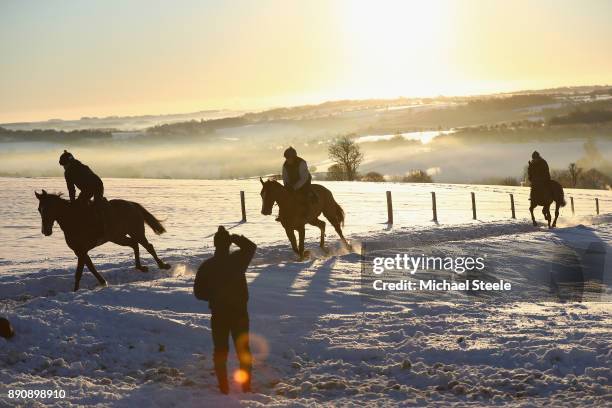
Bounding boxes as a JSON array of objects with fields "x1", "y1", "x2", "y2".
[{"x1": 211, "y1": 307, "x2": 252, "y2": 391}]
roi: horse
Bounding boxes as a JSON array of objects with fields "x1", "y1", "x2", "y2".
[
  {"x1": 529, "y1": 180, "x2": 566, "y2": 228},
  {"x1": 35, "y1": 190, "x2": 170, "y2": 291},
  {"x1": 259, "y1": 178, "x2": 349, "y2": 259}
]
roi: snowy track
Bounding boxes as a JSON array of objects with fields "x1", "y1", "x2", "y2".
[{"x1": 1, "y1": 178, "x2": 611, "y2": 407}]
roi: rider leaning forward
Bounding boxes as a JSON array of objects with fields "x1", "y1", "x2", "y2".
[{"x1": 59, "y1": 150, "x2": 109, "y2": 233}]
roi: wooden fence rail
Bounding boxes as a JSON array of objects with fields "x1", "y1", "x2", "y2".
[{"x1": 237, "y1": 189, "x2": 607, "y2": 224}]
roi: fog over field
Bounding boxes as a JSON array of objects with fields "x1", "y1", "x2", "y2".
[{"x1": 1, "y1": 88, "x2": 611, "y2": 183}]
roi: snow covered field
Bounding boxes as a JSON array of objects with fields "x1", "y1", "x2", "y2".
[{"x1": 1, "y1": 177, "x2": 611, "y2": 407}]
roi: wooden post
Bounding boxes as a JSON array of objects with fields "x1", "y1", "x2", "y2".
[
  {"x1": 386, "y1": 191, "x2": 393, "y2": 224},
  {"x1": 471, "y1": 192, "x2": 477, "y2": 220},
  {"x1": 240, "y1": 191, "x2": 247, "y2": 222},
  {"x1": 431, "y1": 192, "x2": 438, "y2": 222},
  {"x1": 595, "y1": 198, "x2": 599, "y2": 215},
  {"x1": 510, "y1": 193, "x2": 516, "y2": 219},
  {"x1": 570, "y1": 196, "x2": 575, "y2": 215}
]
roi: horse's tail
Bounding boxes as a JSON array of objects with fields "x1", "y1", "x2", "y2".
[
  {"x1": 135, "y1": 203, "x2": 166, "y2": 234},
  {"x1": 331, "y1": 197, "x2": 345, "y2": 227},
  {"x1": 553, "y1": 180, "x2": 567, "y2": 207}
]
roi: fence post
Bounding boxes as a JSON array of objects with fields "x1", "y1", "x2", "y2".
[
  {"x1": 386, "y1": 191, "x2": 393, "y2": 224},
  {"x1": 510, "y1": 193, "x2": 516, "y2": 219},
  {"x1": 471, "y1": 192, "x2": 477, "y2": 220},
  {"x1": 431, "y1": 192, "x2": 438, "y2": 222},
  {"x1": 595, "y1": 198, "x2": 599, "y2": 215},
  {"x1": 240, "y1": 191, "x2": 247, "y2": 222},
  {"x1": 570, "y1": 196, "x2": 575, "y2": 215}
]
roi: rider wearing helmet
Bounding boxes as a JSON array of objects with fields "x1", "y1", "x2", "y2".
[
  {"x1": 528, "y1": 151, "x2": 551, "y2": 202},
  {"x1": 528, "y1": 151, "x2": 551, "y2": 186},
  {"x1": 59, "y1": 150, "x2": 105, "y2": 204},
  {"x1": 281, "y1": 147, "x2": 315, "y2": 216},
  {"x1": 59, "y1": 150, "x2": 109, "y2": 234}
]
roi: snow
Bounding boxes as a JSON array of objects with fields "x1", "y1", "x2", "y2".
[{"x1": 0, "y1": 177, "x2": 611, "y2": 407}]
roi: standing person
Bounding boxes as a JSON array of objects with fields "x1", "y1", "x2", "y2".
[
  {"x1": 281, "y1": 146, "x2": 315, "y2": 217},
  {"x1": 194, "y1": 226, "x2": 256, "y2": 394}
]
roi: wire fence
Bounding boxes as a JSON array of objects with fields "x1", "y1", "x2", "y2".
[{"x1": 238, "y1": 183, "x2": 611, "y2": 226}]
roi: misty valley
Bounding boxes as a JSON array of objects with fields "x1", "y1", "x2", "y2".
[{"x1": 1, "y1": 88, "x2": 611, "y2": 186}]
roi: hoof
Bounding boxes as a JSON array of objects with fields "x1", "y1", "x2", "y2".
[
  {"x1": 137, "y1": 265, "x2": 149, "y2": 272},
  {"x1": 532, "y1": 222, "x2": 538, "y2": 227},
  {"x1": 159, "y1": 263, "x2": 171, "y2": 270}
]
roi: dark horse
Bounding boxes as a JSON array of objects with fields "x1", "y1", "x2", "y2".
[
  {"x1": 529, "y1": 180, "x2": 566, "y2": 228},
  {"x1": 259, "y1": 178, "x2": 349, "y2": 259},
  {"x1": 35, "y1": 190, "x2": 170, "y2": 291}
]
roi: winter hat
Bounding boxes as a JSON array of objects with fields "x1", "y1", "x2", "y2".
[
  {"x1": 59, "y1": 150, "x2": 74, "y2": 165},
  {"x1": 0, "y1": 317, "x2": 15, "y2": 339},
  {"x1": 213, "y1": 226, "x2": 231, "y2": 248},
  {"x1": 284, "y1": 146, "x2": 297, "y2": 159}
]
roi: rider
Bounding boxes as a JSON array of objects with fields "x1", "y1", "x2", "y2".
[
  {"x1": 528, "y1": 151, "x2": 551, "y2": 200},
  {"x1": 281, "y1": 147, "x2": 315, "y2": 217},
  {"x1": 59, "y1": 150, "x2": 108, "y2": 232}
]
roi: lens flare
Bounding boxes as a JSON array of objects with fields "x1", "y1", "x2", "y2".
[
  {"x1": 240, "y1": 332, "x2": 270, "y2": 361},
  {"x1": 233, "y1": 369, "x2": 249, "y2": 384}
]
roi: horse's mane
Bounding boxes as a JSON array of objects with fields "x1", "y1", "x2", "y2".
[{"x1": 41, "y1": 192, "x2": 69, "y2": 202}]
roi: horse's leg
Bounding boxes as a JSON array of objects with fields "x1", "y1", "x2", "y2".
[
  {"x1": 74, "y1": 256, "x2": 85, "y2": 292},
  {"x1": 308, "y1": 218, "x2": 326, "y2": 248},
  {"x1": 136, "y1": 236, "x2": 170, "y2": 270},
  {"x1": 111, "y1": 235, "x2": 147, "y2": 272},
  {"x1": 297, "y1": 226, "x2": 306, "y2": 259},
  {"x1": 129, "y1": 222, "x2": 170, "y2": 269},
  {"x1": 544, "y1": 205, "x2": 552, "y2": 228},
  {"x1": 284, "y1": 228, "x2": 299, "y2": 255},
  {"x1": 529, "y1": 203, "x2": 537, "y2": 226},
  {"x1": 552, "y1": 202, "x2": 560, "y2": 228},
  {"x1": 329, "y1": 220, "x2": 349, "y2": 248},
  {"x1": 83, "y1": 254, "x2": 107, "y2": 287}
]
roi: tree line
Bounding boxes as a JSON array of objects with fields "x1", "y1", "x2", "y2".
[{"x1": 324, "y1": 135, "x2": 610, "y2": 189}]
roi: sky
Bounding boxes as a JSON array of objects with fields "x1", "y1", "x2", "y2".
[{"x1": 1, "y1": 0, "x2": 611, "y2": 123}]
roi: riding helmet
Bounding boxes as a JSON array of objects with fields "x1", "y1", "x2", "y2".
[
  {"x1": 284, "y1": 146, "x2": 297, "y2": 159},
  {"x1": 59, "y1": 150, "x2": 74, "y2": 165},
  {"x1": 532, "y1": 151, "x2": 541, "y2": 159}
]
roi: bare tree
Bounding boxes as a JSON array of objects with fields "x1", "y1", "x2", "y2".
[
  {"x1": 328, "y1": 136, "x2": 363, "y2": 181},
  {"x1": 568, "y1": 163, "x2": 582, "y2": 188}
]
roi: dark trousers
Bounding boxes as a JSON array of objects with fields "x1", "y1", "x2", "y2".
[
  {"x1": 295, "y1": 182, "x2": 316, "y2": 216},
  {"x1": 76, "y1": 182, "x2": 104, "y2": 204},
  {"x1": 211, "y1": 307, "x2": 252, "y2": 391},
  {"x1": 76, "y1": 183, "x2": 108, "y2": 235}
]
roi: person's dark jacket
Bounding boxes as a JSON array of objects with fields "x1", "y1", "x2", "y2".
[
  {"x1": 194, "y1": 235, "x2": 256, "y2": 311},
  {"x1": 64, "y1": 160, "x2": 104, "y2": 202},
  {"x1": 528, "y1": 157, "x2": 551, "y2": 185}
]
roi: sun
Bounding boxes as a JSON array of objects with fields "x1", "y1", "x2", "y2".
[{"x1": 335, "y1": 0, "x2": 456, "y2": 98}]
